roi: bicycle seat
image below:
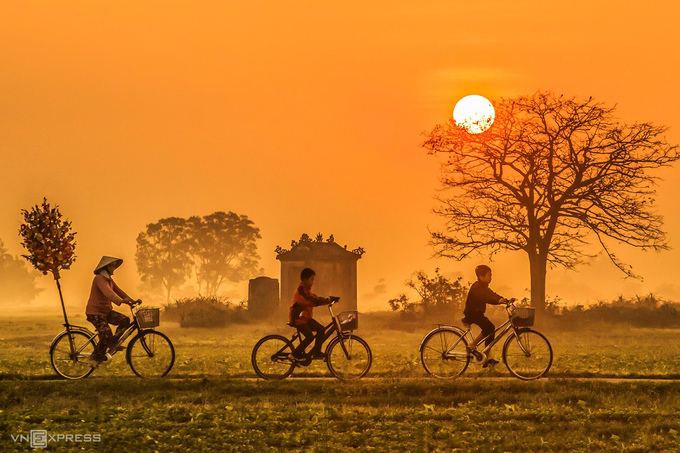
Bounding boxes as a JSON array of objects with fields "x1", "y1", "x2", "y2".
[{"x1": 460, "y1": 317, "x2": 472, "y2": 328}]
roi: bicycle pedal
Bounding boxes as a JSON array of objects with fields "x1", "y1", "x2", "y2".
[
  {"x1": 99, "y1": 354, "x2": 113, "y2": 366},
  {"x1": 482, "y1": 358, "x2": 499, "y2": 368}
]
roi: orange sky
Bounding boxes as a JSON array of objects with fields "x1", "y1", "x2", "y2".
[{"x1": 2, "y1": 1, "x2": 680, "y2": 312}]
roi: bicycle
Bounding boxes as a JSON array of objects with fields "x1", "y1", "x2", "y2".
[
  {"x1": 49, "y1": 300, "x2": 175, "y2": 379},
  {"x1": 251, "y1": 297, "x2": 372, "y2": 380},
  {"x1": 419, "y1": 299, "x2": 553, "y2": 380}
]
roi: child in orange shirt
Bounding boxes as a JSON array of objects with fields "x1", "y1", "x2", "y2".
[{"x1": 288, "y1": 268, "x2": 332, "y2": 359}]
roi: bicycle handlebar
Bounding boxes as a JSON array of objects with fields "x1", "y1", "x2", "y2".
[{"x1": 504, "y1": 298, "x2": 517, "y2": 316}]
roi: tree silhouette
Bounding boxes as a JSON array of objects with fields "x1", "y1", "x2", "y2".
[
  {"x1": 423, "y1": 91, "x2": 679, "y2": 314},
  {"x1": 18, "y1": 198, "x2": 77, "y2": 324},
  {"x1": 135, "y1": 217, "x2": 193, "y2": 304},
  {"x1": 188, "y1": 212, "x2": 262, "y2": 296},
  {"x1": 0, "y1": 238, "x2": 42, "y2": 304}
]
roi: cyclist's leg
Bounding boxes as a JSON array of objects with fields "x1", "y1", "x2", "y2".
[
  {"x1": 107, "y1": 310, "x2": 131, "y2": 338},
  {"x1": 86, "y1": 314, "x2": 112, "y2": 361},
  {"x1": 292, "y1": 324, "x2": 314, "y2": 356},
  {"x1": 478, "y1": 316, "x2": 495, "y2": 348},
  {"x1": 106, "y1": 310, "x2": 132, "y2": 338},
  {"x1": 477, "y1": 316, "x2": 498, "y2": 366},
  {"x1": 307, "y1": 319, "x2": 325, "y2": 355},
  {"x1": 464, "y1": 313, "x2": 486, "y2": 349}
]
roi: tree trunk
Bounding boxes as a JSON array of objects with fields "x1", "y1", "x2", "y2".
[
  {"x1": 528, "y1": 253, "x2": 547, "y2": 316},
  {"x1": 55, "y1": 276, "x2": 70, "y2": 327},
  {"x1": 165, "y1": 284, "x2": 172, "y2": 305}
]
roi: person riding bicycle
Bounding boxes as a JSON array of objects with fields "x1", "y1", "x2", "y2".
[
  {"x1": 84, "y1": 256, "x2": 136, "y2": 368},
  {"x1": 462, "y1": 265, "x2": 511, "y2": 368},
  {"x1": 288, "y1": 268, "x2": 332, "y2": 360}
]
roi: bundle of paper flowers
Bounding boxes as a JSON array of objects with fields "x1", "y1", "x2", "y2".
[{"x1": 19, "y1": 198, "x2": 77, "y2": 280}]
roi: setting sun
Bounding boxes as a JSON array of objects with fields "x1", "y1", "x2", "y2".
[{"x1": 453, "y1": 95, "x2": 495, "y2": 134}]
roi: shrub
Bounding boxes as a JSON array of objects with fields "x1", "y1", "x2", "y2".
[
  {"x1": 163, "y1": 296, "x2": 250, "y2": 328},
  {"x1": 388, "y1": 269, "x2": 467, "y2": 322},
  {"x1": 548, "y1": 294, "x2": 680, "y2": 328}
]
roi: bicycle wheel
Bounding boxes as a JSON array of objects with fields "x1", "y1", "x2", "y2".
[
  {"x1": 127, "y1": 330, "x2": 175, "y2": 378},
  {"x1": 325, "y1": 335, "x2": 372, "y2": 380},
  {"x1": 251, "y1": 335, "x2": 296, "y2": 380},
  {"x1": 49, "y1": 330, "x2": 97, "y2": 380},
  {"x1": 503, "y1": 328, "x2": 553, "y2": 380},
  {"x1": 420, "y1": 328, "x2": 470, "y2": 378}
]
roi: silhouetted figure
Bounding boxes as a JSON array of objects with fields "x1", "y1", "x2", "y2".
[
  {"x1": 462, "y1": 265, "x2": 510, "y2": 367},
  {"x1": 84, "y1": 256, "x2": 134, "y2": 367}
]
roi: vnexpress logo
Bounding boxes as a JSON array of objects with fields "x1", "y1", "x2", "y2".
[
  {"x1": 30, "y1": 430, "x2": 47, "y2": 448},
  {"x1": 11, "y1": 430, "x2": 101, "y2": 448}
]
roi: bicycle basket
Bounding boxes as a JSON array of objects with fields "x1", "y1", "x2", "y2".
[
  {"x1": 137, "y1": 308, "x2": 160, "y2": 329},
  {"x1": 338, "y1": 311, "x2": 359, "y2": 331},
  {"x1": 512, "y1": 307, "x2": 535, "y2": 327}
]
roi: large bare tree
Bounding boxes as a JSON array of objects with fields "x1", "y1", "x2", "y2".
[{"x1": 423, "y1": 91, "x2": 679, "y2": 314}]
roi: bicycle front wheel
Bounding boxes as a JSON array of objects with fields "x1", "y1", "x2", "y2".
[
  {"x1": 503, "y1": 329, "x2": 553, "y2": 380},
  {"x1": 251, "y1": 335, "x2": 296, "y2": 380},
  {"x1": 420, "y1": 328, "x2": 470, "y2": 378},
  {"x1": 127, "y1": 330, "x2": 175, "y2": 378},
  {"x1": 50, "y1": 330, "x2": 97, "y2": 380},
  {"x1": 325, "y1": 335, "x2": 372, "y2": 380}
]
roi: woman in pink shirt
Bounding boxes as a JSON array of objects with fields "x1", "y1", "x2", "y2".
[{"x1": 84, "y1": 256, "x2": 134, "y2": 367}]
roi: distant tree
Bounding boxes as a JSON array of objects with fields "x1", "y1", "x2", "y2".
[
  {"x1": 188, "y1": 212, "x2": 262, "y2": 296},
  {"x1": 135, "y1": 217, "x2": 193, "y2": 304},
  {"x1": 0, "y1": 238, "x2": 43, "y2": 304},
  {"x1": 423, "y1": 91, "x2": 679, "y2": 315},
  {"x1": 388, "y1": 269, "x2": 467, "y2": 319}
]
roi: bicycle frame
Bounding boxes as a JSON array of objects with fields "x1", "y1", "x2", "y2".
[
  {"x1": 289, "y1": 302, "x2": 353, "y2": 359},
  {"x1": 444, "y1": 304, "x2": 526, "y2": 358},
  {"x1": 54, "y1": 303, "x2": 149, "y2": 361},
  {"x1": 109, "y1": 303, "x2": 157, "y2": 357},
  {"x1": 462, "y1": 318, "x2": 514, "y2": 355}
]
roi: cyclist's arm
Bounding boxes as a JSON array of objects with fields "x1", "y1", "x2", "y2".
[
  {"x1": 480, "y1": 286, "x2": 505, "y2": 306},
  {"x1": 112, "y1": 280, "x2": 132, "y2": 304},
  {"x1": 94, "y1": 275, "x2": 126, "y2": 306},
  {"x1": 299, "y1": 287, "x2": 329, "y2": 307}
]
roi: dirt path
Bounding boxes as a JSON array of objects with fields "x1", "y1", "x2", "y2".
[{"x1": 4, "y1": 372, "x2": 679, "y2": 383}]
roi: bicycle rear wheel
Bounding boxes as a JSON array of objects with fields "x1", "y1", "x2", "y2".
[
  {"x1": 325, "y1": 335, "x2": 372, "y2": 380},
  {"x1": 251, "y1": 335, "x2": 296, "y2": 380},
  {"x1": 127, "y1": 330, "x2": 175, "y2": 378},
  {"x1": 420, "y1": 328, "x2": 470, "y2": 378},
  {"x1": 503, "y1": 329, "x2": 553, "y2": 380},
  {"x1": 50, "y1": 330, "x2": 97, "y2": 380}
]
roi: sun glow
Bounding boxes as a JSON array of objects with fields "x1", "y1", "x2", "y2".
[{"x1": 453, "y1": 95, "x2": 495, "y2": 134}]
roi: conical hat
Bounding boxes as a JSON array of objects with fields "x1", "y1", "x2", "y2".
[{"x1": 94, "y1": 256, "x2": 123, "y2": 274}]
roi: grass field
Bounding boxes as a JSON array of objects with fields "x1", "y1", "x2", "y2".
[{"x1": 2, "y1": 313, "x2": 680, "y2": 451}]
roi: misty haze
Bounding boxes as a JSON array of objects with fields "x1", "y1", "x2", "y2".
[{"x1": 2, "y1": 1, "x2": 680, "y2": 452}]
